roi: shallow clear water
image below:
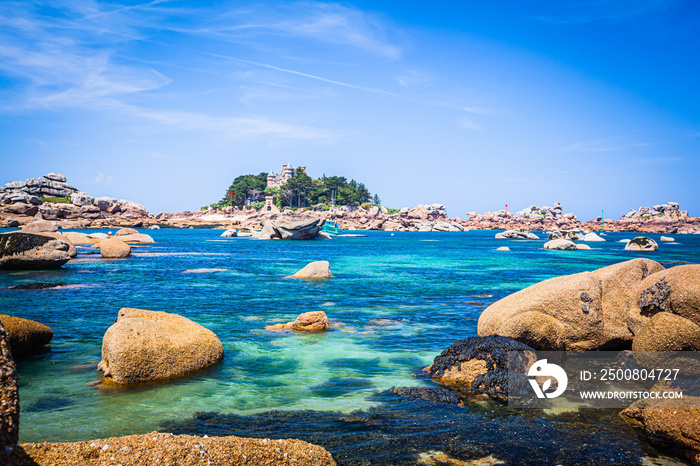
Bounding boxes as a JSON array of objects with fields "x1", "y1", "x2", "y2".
[{"x1": 1, "y1": 228, "x2": 698, "y2": 463}]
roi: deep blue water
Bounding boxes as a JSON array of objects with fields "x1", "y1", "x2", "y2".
[{"x1": 1, "y1": 228, "x2": 698, "y2": 464}]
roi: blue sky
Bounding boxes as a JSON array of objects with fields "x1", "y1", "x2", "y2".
[{"x1": 0, "y1": 0, "x2": 698, "y2": 219}]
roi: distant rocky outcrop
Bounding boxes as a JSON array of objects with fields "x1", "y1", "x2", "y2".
[
  {"x1": 1, "y1": 173, "x2": 154, "y2": 229},
  {"x1": 621, "y1": 202, "x2": 682, "y2": 219},
  {"x1": 0, "y1": 232, "x2": 71, "y2": 269},
  {"x1": 98, "y1": 308, "x2": 224, "y2": 384},
  {"x1": 0, "y1": 314, "x2": 53, "y2": 357},
  {"x1": 478, "y1": 259, "x2": 665, "y2": 351},
  {"x1": 0, "y1": 321, "x2": 19, "y2": 464},
  {"x1": 514, "y1": 202, "x2": 567, "y2": 220}
]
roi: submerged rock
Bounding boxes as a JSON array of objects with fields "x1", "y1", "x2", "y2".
[
  {"x1": 478, "y1": 259, "x2": 665, "y2": 350},
  {"x1": 12, "y1": 431, "x2": 336, "y2": 466},
  {"x1": 0, "y1": 321, "x2": 19, "y2": 464},
  {"x1": 389, "y1": 386, "x2": 462, "y2": 404},
  {"x1": 266, "y1": 311, "x2": 330, "y2": 332},
  {"x1": 0, "y1": 232, "x2": 71, "y2": 270},
  {"x1": 0, "y1": 314, "x2": 53, "y2": 357},
  {"x1": 625, "y1": 237, "x2": 659, "y2": 252},
  {"x1": 288, "y1": 261, "x2": 333, "y2": 279},
  {"x1": 98, "y1": 308, "x2": 223, "y2": 384}
]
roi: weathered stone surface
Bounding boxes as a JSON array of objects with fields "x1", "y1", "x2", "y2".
[
  {"x1": 276, "y1": 218, "x2": 321, "y2": 240},
  {"x1": 0, "y1": 314, "x2": 53, "y2": 357},
  {"x1": 0, "y1": 232, "x2": 71, "y2": 270},
  {"x1": 112, "y1": 233, "x2": 154, "y2": 243},
  {"x1": 632, "y1": 312, "x2": 700, "y2": 351},
  {"x1": 115, "y1": 228, "x2": 138, "y2": 236},
  {"x1": 6, "y1": 203, "x2": 39, "y2": 216},
  {"x1": 61, "y1": 231, "x2": 95, "y2": 245},
  {"x1": 12, "y1": 431, "x2": 336, "y2": 466},
  {"x1": 477, "y1": 259, "x2": 665, "y2": 351},
  {"x1": 0, "y1": 321, "x2": 19, "y2": 464},
  {"x1": 265, "y1": 311, "x2": 330, "y2": 332},
  {"x1": 543, "y1": 239, "x2": 577, "y2": 250},
  {"x1": 69, "y1": 192, "x2": 93, "y2": 206},
  {"x1": 495, "y1": 230, "x2": 538, "y2": 240},
  {"x1": 625, "y1": 236, "x2": 659, "y2": 251},
  {"x1": 288, "y1": 261, "x2": 332, "y2": 279},
  {"x1": 37, "y1": 232, "x2": 77, "y2": 258},
  {"x1": 576, "y1": 244, "x2": 592, "y2": 250},
  {"x1": 583, "y1": 232, "x2": 605, "y2": 242},
  {"x1": 98, "y1": 308, "x2": 224, "y2": 384},
  {"x1": 98, "y1": 238, "x2": 131, "y2": 259},
  {"x1": 43, "y1": 173, "x2": 67, "y2": 183},
  {"x1": 427, "y1": 336, "x2": 535, "y2": 400},
  {"x1": 21, "y1": 220, "x2": 57, "y2": 233},
  {"x1": 220, "y1": 229, "x2": 237, "y2": 238},
  {"x1": 622, "y1": 396, "x2": 700, "y2": 465},
  {"x1": 638, "y1": 265, "x2": 700, "y2": 326},
  {"x1": 660, "y1": 236, "x2": 675, "y2": 242}
]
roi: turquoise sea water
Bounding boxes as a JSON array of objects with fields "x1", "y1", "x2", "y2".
[{"x1": 1, "y1": 228, "x2": 699, "y2": 464}]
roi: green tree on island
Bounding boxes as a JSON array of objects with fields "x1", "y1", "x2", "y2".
[
  {"x1": 373, "y1": 194, "x2": 381, "y2": 206},
  {"x1": 217, "y1": 169, "x2": 373, "y2": 209}
]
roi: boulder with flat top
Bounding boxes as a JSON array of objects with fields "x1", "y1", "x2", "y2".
[{"x1": 0, "y1": 232, "x2": 71, "y2": 270}]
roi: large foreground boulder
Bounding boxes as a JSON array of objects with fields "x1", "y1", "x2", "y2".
[
  {"x1": 622, "y1": 397, "x2": 700, "y2": 465},
  {"x1": 477, "y1": 259, "x2": 665, "y2": 350},
  {"x1": 97, "y1": 309, "x2": 224, "y2": 384},
  {"x1": 632, "y1": 312, "x2": 700, "y2": 351},
  {"x1": 427, "y1": 335, "x2": 535, "y2": 400},
  {"x1": 266, "y1": 311, "x2": 330, "y2": 332},
  {"x1": 0, "y1": 232, "x2": 71, "y2": 270},
  {"x1": 288, "y1": 261, "x2": 333, "y2": 279},
  {"x1": 12, "y1": 431, "x2": 336, "y2": 466},
  {"x1": 0, "y1": 322, "x2": 20, "y2": 465},
  {"x1": 258, "y1": 218, "x2": 322, "y2": 240},
  {"x1": 0, "y1": 315, "x2": 53, "y2": 357}
]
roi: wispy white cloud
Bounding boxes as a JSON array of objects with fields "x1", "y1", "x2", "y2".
[
  {"x1": 460, "y1": 117, "x2": 482, "y2": 131},
  {"x1": 93, "y1": 172, "x2": 114, "y2": 184},
  {"x1": 560, "y1": 137, "x2": 659, "y2": 152},
  {"x1": 462, "y1": 106, "x2": 494, "y2": 115}
]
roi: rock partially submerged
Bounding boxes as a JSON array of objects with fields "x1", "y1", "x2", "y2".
[
  {"x1": 220, "y1": 229, "x2": 237, "y2": 238},
  {"x1": 494, "y1": 230, "x2": 538, "y2": 240},
  {"x1": 12, "y1": 431, "x2": 336, "y2": 466},
  {"x1": 0, "y1": 232, "x2": 71, "y2": 270},
  {"x1": 257, "y1": 218, "x2": 322, "y2": 240},
  {"x1": 660, "y1": 236, "x2": 675, "y2": 242},
  {"x1": 625, "y1": 237, "x2": 659, "y2": 252},
  {"x1": 266, "y1": 311, "x2": 330, "y2": 332},
  {"x1": 97, "y1": 238, "x2": 131, "y2": 259},
  {"x1": 427, "y1": 336, "x2": 535, "y2": 400},
  {"x1": 288, "y1": 261, "x2": 333, "y2": 279},
  {"x1": 543, "y1": 239, "x2": 577, "y2": 250},
  {"x1": 98, "y1": 309, "x2": 224, "y2": 384},
  {"x1": 477, "y1": 259, "x2": 665, "y2": 350},
  {"x1": 0, "y1": 315, "x2": 53, "y2": 357},
  {"x1": 583, "y1": 232, "x2": 605, "y2": 242},
  {"x1": 622, "y1": 397, "x2": 700, "y2": 466},
  {"x1": 0, "y1": 321, "x2": 19, "y2": 464}
]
